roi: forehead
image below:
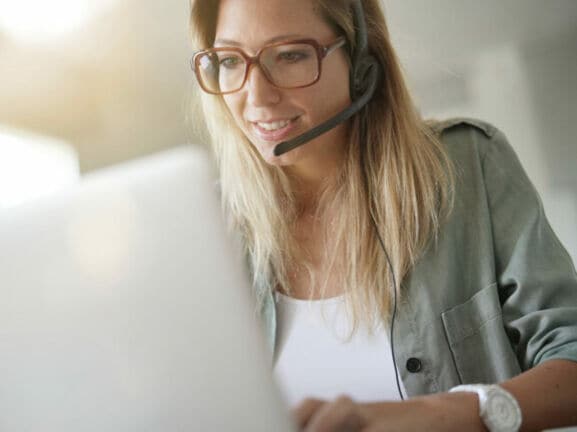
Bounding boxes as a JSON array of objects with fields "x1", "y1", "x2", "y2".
[{"x1": 215, "y1": 0, "x2": 334, "y2": 49}]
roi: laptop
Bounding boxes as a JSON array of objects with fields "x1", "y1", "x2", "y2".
[{"x1": 0, "y1": 146, "x2": 295, "y2": 431}]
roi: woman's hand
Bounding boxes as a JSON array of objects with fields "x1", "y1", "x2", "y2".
[{"x1": 292, "y1": 393, "x2": 485, "y2": 432}]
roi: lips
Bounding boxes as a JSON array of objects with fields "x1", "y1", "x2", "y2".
[{"x1": 249, "y1": 116, "x2": 300, "y2": 142}]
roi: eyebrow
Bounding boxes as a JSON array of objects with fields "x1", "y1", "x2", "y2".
[{"x1": 214, "y1": 34, "x2": 305, "y2": 47}]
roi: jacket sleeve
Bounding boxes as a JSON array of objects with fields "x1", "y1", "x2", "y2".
[{"x1": 482, "y1": 128, "x2": 577, "y2": 370}]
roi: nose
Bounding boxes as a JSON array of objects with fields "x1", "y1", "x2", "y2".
[{"x1": 244, "y1": 64, "x2": 281, "y2": 107}]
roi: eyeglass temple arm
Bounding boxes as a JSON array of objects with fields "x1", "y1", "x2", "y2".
[{"x1": 323, "y1": 38, "x2": 346, "y2": 57}]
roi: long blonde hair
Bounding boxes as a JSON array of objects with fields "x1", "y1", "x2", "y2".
[{"x1": 189, "y1": 0, "x2": 454, "y2": 331}]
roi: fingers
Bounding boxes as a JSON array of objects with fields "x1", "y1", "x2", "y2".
[
  {"x1": 298, "y1": 395, "x2": 367, "y2": 432},
  {"x1": 293, "y1": 398, "x2": 326, "y2": 429}
]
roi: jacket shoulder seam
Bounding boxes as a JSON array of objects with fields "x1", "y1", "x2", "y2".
[{"x1": 432, "y1": 117, "x2": 497, "y2": 139}]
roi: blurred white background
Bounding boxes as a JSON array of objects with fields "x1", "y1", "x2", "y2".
[{"x1": 0, "y1": 0, "x2": 575, "y2": 261}]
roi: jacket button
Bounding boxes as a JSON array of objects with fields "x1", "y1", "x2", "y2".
[{"x1": 406, "y1": 357, "x2": 422, "y2": 373}]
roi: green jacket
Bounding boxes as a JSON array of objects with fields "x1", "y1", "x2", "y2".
[{"x1": 255, "y1": 118, "x2": 577, "y2": 397}]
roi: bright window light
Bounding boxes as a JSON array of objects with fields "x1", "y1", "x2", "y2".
[
  {"x1": 0, "y1": 126, "x2": 80, "y2": 209},
  {"x1": 0, "y1": 0, "x2": 117, "y2": 44}
]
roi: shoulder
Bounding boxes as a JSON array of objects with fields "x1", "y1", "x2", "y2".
[
  {"x1": 429, "y1": 118, "x2": 541, "y2": 215},
  {"x1": 431, "y1": 117, "x2": 498, "y2": 139},
  {"x1": 428, "y1": 117, "x2": 518, "y2": 169},
  {"x1": 430, "y1": 117, "x2": 499, "y2": 156},
  {"x1": 428, "y1": 117, "x2": 537, "y2": 207}
]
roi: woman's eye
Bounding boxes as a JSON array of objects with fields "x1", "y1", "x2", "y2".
[
  {"x1": 277, "y1": 51, "x2": 308, "y2": 63},
  {"x1": 219, "y1": 56, "x2": 242, "y2": 69}
]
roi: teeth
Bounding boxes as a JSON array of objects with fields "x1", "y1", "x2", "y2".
[{"x1": 256, "y1": 119, "x2": 291, "y2": 131}]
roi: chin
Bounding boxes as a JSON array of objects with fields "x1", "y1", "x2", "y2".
[
  {"x1": 262, "y1": 152, "x2": 297, "y2": 167},
  {"x1": 255, "y1": 141, "x2": 302, "y2": 167}
]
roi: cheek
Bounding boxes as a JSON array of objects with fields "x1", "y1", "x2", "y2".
[
  {"x1": 222, "y1": 95, "x2": 247, "y2": 131},
  {"x1": 313, "y1": 62, "x2": 351, "y2": 113},
  {"x1": 307, "y1": 78, "x2": 350, "y2": 119}
]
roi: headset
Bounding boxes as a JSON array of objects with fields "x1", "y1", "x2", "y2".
[
  {"x1": 372, "y1": 213, "x2": 404, "y2": 401},
  {"x1": 272, "y1": 0, "x2": 380, "y2": 157},
  {"x1": 273, "y1": 0, "x2": 405, "y2": 401}
]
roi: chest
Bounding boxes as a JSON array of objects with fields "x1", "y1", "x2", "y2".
[
  {"x1": 284, "y1": 218, "x2": 344, "y2": 299},
  {"x1": 273, "y1": 293, "x2": 406, "y2": 405}
]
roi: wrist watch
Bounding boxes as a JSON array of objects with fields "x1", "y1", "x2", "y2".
[{"x1": 449, "y1": 384, "x2": 522, "y2": 432}]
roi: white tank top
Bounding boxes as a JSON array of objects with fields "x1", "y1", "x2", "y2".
[{"x1": 273, "y1": 292, "x2": 406, "y2": 408}]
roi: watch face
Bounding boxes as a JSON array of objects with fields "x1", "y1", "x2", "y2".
[{"x1": 485, "y1": 388, "x2": 521, "y2": 431}]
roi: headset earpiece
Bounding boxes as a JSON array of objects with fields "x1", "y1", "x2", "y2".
[
  {"x1": 349, "y1": 0, "x2": 380, "y2": 101},
  {"x1": 350, "y1": 55, "x2": 380, "y2": 101}
]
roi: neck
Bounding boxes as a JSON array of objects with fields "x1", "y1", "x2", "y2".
[
  {"x1": 288, "y1": 157, "x2": 343, "y2": 214},
  {"x1": 285, "y1": 128, "x2": 348, "y2": 212}
]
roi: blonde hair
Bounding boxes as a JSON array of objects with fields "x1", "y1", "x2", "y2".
[{"x1": 189, "y1": 0, "x2": 454, "y2": 332}]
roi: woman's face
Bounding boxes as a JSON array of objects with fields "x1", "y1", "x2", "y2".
[{"x1": 215, "y1": 0, "x2": 351, "y2": 169}]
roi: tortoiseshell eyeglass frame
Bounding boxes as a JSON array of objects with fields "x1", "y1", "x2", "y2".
[{"x1": 191, "y1": 36, "x2": 346, "y2": 95}]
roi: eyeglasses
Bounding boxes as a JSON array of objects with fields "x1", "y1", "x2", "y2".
[{"x1": 191, "y1": 37, "x2": 346, "y2": 95}]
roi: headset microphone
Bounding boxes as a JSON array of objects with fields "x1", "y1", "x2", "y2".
[{"x1": 273, "y1": 0, "x2": 380, "y2": 157}]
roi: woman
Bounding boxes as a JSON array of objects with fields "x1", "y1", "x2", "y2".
[{"x1": 189, "y1": 0, "x2": 577, "y2": 430}]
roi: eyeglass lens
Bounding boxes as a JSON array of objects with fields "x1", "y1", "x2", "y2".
[{"x1": 196, "y1": 43, "x2": 319, "y2": 94}]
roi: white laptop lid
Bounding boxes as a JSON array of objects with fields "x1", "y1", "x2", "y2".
[{"x1": 0, "y1": 146, "x2": 294, "y2": 432}]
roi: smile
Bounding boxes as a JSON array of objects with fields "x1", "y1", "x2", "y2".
[{"x1": 250, "y1": 116, "x2": 300, "y2": 142}]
